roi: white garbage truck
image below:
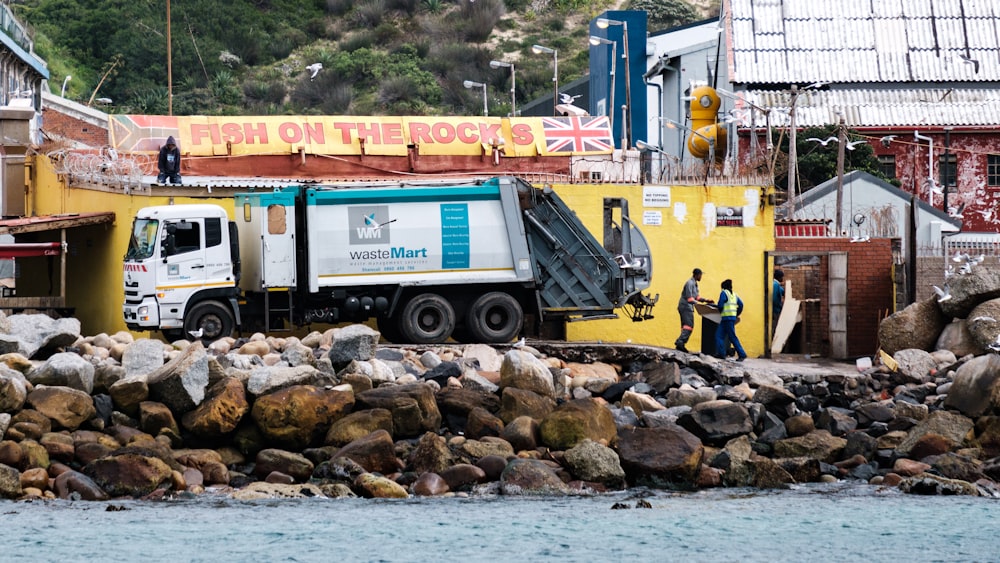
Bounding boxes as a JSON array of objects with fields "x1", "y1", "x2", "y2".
[{"x1": 123, "y1": 176, "x2": 657, "y2": 344}]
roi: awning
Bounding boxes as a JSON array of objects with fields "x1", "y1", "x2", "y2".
[
  {"x1": 0, "y1": 242, "x2": 62, "y2": 259},
  {"x1": 0, "y1": 211, "x2": 114, "y2": 235}
]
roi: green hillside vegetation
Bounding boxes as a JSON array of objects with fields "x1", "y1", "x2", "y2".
[{"x1": 16, "y1": 0, "x2": 716, "y2": 116}]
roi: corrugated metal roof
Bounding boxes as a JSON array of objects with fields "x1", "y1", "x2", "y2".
[
  {"x1": 731, "y1": 88, "x2": 1000, "y2": 127},
  {"x1": 728, "y1": 0, "x2": 1000, "y2": 84}
]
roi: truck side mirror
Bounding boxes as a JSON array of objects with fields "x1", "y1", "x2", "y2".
[{"x1": 162, "y1": 224, "x2": 177, "y2": 261}]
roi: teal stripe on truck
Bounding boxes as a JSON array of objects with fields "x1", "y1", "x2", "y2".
[{"x1": 305, "y1": 185, "x2": 502, "y2": 205}]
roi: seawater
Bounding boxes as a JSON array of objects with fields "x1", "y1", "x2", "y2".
[{"x1": 0, "y1": 483, "x2": 996, "y2": 562}]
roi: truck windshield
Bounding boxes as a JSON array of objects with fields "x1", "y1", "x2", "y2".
[{"x1": 126, "y1": 219, "x2": 159, "y2": 260}]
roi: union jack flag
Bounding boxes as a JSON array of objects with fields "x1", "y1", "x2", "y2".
[{"x1": 541, "y1": 116, "x2": 613, "y2": 155}]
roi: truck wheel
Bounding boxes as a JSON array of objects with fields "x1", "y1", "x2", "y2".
[
  {"x1": 184, "y1": 300, "x2": 235, "y2": 342},
  {"x1": 467, "y1": 292, "x2": 523, "y2": 343},
  {"x1": 400, "y1": 293, "x2": 455, "y2": 344}
]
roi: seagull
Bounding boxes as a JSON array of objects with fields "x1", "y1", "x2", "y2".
[
  {"x1": 945, "y1": 264, "x2": 956, "y2": 279},
  {"x1": 850, "y1": 235, "x2": 870, "y2": 243},
  {"x1": 879, "y1": 135, "x2": 898, "y2": 146},
  {"x1": 959, "y1": 54, "x2": 980, "y2": 74},
  {"x1": 188, "y1": 328, "x2": 204, "y2": 340},
  {"x1": 306, "y1": 62, "x2": 323, "y2": 80},
  {"x1": 953, "y1": 250, "x2": 970, "y2": 263},
  {"x1": 970, "y1": 316, "x2": 996, "y2": 323},
  {"x1": 932, "y1": 285, "x2": 951, "y2": 302},
  {"x1": 803, "y1": 81, "x2": 830, "y2": 90},
  {"x1": 845, "y1": 140, "x2": 868, "y2": 150},
  {"x1": 806, "y1": 136, "x2": 838, "y2": 146},
  {"x1": 948, "y1": 202, "x2": 966, "y2": 218},
  {"x1": 512, "y1": 337, "x2": 526, "y2": 347},
  {"x1": 959, "y1": 262, "x2": 974, "y2": 275},
  {"x1": 559, "y1": 93, "x2": 582, "y2": 104}
]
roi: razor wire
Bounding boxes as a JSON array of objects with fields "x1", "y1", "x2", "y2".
[{"x1": 47, "y1": 149, "x2": 152, "y2": 191}]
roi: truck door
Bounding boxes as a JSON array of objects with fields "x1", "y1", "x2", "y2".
[
  {"x1": 261, "y1": 202, "x2": 295, "y2": 287},
  {"x1": 160, "y1": 220, "x2": 210, "y2": 298}
]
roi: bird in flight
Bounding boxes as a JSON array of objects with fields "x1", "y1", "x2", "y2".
[
  {"x1": 959, "y1": 54, "x2": 980, "y2": 74},
  {"x1": 306, "y1": 63, "x2": 323, "y2": 80},
  {"x1": 845, "y1": 140, "x2": 868, "y2": 150},
  {"x1": 932, "y1": 285, "x2": 951, "y2": 302},
  {"x1": 806, "y1": 136, "x2": 838, "y2": 146}
]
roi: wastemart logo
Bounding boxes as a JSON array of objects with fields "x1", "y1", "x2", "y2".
[{"x1": 349, "y1": 205, "x2": 390, "y2": 244}]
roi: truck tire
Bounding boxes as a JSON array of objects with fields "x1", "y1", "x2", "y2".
[
  {"x1": 467, "y1": 292, "x2": 523, "y2": 343},
  {"x1": 184, "y1": 300, "x2": 235, "y2": 342},
  {"x1": 399, "y1": 293, "x2": 455, "y2": 344}
]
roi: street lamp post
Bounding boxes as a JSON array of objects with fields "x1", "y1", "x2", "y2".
[
  {"x1": 489, "y1": 60, "x2": 516, "y2": 116},
  {"x1": 531, "y1": 44, "x2": 558, "y2": 115},
  {"x1": 588, "y1": 36, "x2": 616, "y2": 137},
  {"x1": 463, "y1": 80, "x2": 488, "y2": 116},
  {"x1": 60, "y1": 75, "x2": 71, "y2": 98},
  {"x1": 596, "y1": 17, "x2": 631, "y2": 148}
]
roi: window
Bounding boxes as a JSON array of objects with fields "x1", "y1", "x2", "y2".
[
  {"x1": 170, "y1": 222, "x2": 201, "y2": 255},
  {"x1": 206, "y1": 218, "x2": 222, "y2": 248},
  {"x1": 989, "y1": 155, "x2": 1000, "y2": 187},
  {"x1": 878, "y1": 155, "x2": 896, "y2": 179},
  {"x1": 939, "y1": 154, "x2": 957, "y2": 187}
]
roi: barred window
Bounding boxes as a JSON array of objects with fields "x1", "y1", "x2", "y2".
[
  {"x1": 878, "y1": 154, "x2": 896, "y2": 179},
  {"x1": 989, "y1": 155, "x2": 1000, "y2": 187}
]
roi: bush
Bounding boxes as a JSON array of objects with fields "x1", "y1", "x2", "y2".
[
  {"x1": 326, "y1": 0, "x2": 355, "y2": 15},
  {"x1": 628, "y1": 0, "x2": 699, "y2": 31},
  {"x1": 461, "y1": 0, "x2": 505, "y2": 42},
  {"x1": 354, "y1": 0, "x2": 387, "y2": 28}
]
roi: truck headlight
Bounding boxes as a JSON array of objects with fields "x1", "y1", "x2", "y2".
[{"x1": 138, "y1": 306, "x2": 149, "y2": 315}]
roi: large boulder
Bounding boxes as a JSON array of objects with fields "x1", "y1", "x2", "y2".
[
  {"x1": 355, "y1": 383, "x2": 441, "y2": 438},
  {"x1": 936, "y1": 320, "x2": 983, "y2": 357},
  {"x1": 254, "y1": 448, "x2": 315, "y2": 482},
  {"x1": 878, "y1": 298, "x2": 948, "y2": 354},
  {"x1": 0, "y1": 368, "x2": 28, "y2": 412},
  {"x1": 0, "y1": 463, "x2": 21, "y2": 499},
  {"x1": 84, "y1": 453, "x2": 173, "y2": 497},
  {"x1": 324, "y1": 409, "x2": 394, "y2": 446},
  {"x1": 892, "y1": 349, "x2": 938, "y2": 384},
  {"x1": 325, "y1": 324, "x2": 381, "y2": 367},
  {"x1": 26, "y1": 385, "x2": 96, "y2": 431},
  {"x1": 332, "y1": 429, "x2": 402, "y2": 475},
  {"x1": 497, "y1": 387, "x2": 556, "y2": 424},
  {"x1": 939, "y1": 266, "x2": 1000, "y2": 319},
  {"x1": 539, "y1": 398, "x2": 617, "y2": 450},
  {"x1": 27, "y1": 352, "x2": 95, "y2": 394},
  {"x1": 0, "y1": 315, "x2": 81, "y2": 360},
  {"x1": 146, "y1": 341, "x2": 209, "y2": 413},
  {"x1": 895, "y1": 410, "x2": 974, "y2": 457},
  {"x1": 181, "y1": 376, "x2": 250, "y2": 438},
  {"x1": 499, "y1": 350, "x2": 555, "y2": 398},
  {"x1": 407, "y1": 431, "x2": 454, "y2": 475},
  {"x1": 966, "y1": 299, "x2": 1000, "y2": 351},
  {"x1": 616, "y1": 424, "x2": 704, "y2": 487},
  {"x1": 563, "y1": 439, "x2": 625, "y2": 487},
  {"x1": 122, "y1": 339, "x2": 166, "y2": 379},
  {"x1": 944, "y1": 354, "x2": 1000, "y2": 417},
  {"x1": 499, "y1": 458, "x2": 571, "y2": 496},
  {"x1": 246, "y1": 365, "x2": 332, "y2": 396},
  {"x1": 677, "y1": 400, "x2": 753, "y2": 446},
  {"x1": 251, "y1": 384, "x2": 355, "y2": 449},
  {"x1": 772, "y1": 430, "x2": 847, "y2": 463}
]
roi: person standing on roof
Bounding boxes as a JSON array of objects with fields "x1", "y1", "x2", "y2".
[
  {"x1": 157, "y1": 136, "x2": 182, "y2": 185},
  {"x1": 675, "y1": 268, "x2": 712, "y2": 353},
  {"x1": 715, "y1": 278, "x2": 747, "y2": 361}
]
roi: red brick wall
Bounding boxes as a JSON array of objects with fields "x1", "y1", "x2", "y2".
[
  {"x1": 42, "y1": 109, "x2": 109, "y2": 148},
  {"x1": 775, "y1": 237, "x2": 895, "y2": 358}
]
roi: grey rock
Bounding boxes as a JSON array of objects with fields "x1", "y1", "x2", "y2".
[
  {"x1": 879, "y1": 298, "x2": 947, "y2": 355},
  {"x1": 563, "y1": 439, "x2": 625, "y2": 486},
  {"x1": 122, "y1": 339, "x2": 166, "y2": 379},
  {"x1": 247, "y1": 364, "x2": 331, "y2": 396},
  {"x1": 893, "y1": 349, "x2": 937, "y2": 384},
  {"x1": 27, "y1": 352, "x2": 95, "y2": 394},
  {"x1": 146, "y1": 341, "x2": 209, "y2": 413},
  {"x1": 325, "y1": 324, "x2": 381, "y2": 367}
]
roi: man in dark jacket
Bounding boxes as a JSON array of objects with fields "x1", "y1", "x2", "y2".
[{"x1": 157, "y1": 136, "x2": 182, "y2": 185}]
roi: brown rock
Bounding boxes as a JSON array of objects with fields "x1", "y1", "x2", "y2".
[
  {"x1": 324, "y1": 408, "x2": 394, "y2": 447},
  {"x1": 943, "y1": 355, "x2": 1000, "y2": 417},
  {"x1": 139, "y1": 401, "x2": 180, "y2": 437},
  {"x1": 332, "y1": 429, "x2": 402, "y2": 475},
  {"x1": 251, "y1": 384, "x2": 355, "y2": 450},
  {"x1": 895, "y1": 410, "x2": 974, "y2": 457},
  {"x1": 878, "y1": 297, "x2": 947, "y2": 355},
  {"x1": 354, "y1": 472, "x2": 408, "y2": 498},
  {"x1": 53, "y1": 469, "x2": 109, "y2": 500},
  {"x1": 497, "y1": 387, "x2": 555, "y2": 424},
  {"x1": 412, "y1": 472, "x2": 449, "y2": 496},
  {"x1": 0, "y1": 463, "x2": 21, "y2": 499},
  {"x1": 0, "y1": 440, "x2": 24, "y2": 470},
  {"x1": 784, "y1": 414, "x2": 816, "y2": 437},
  {"x1": 439, "y1": 463, "x2": 487, "y2": 490},
  {"x1": 84, "y1": 453, "x2": 173, "y2": 497},
  {"x1": 254, "y1": 449, "x2": 314, "y2": 482},
  {"x1": 499, "y1": 458, "x2": 570, "y2": 495},
  {"x1": 616, "y1": 424, "x2": 704, "y2": 486},
  {"x1": 893, "y1": 458, "x2": 932, "y2": 477},
  {"x1": 181, "y1": 376, "x2": 249, "y2": 438},
  {"x1": 499, "y1": 350, "x2": 555, "y2": 397},
  {"x1": 355, "y1": 383, "x2": 441, "y2": 438},
  {"x1": 26, "y1": 386, "x2": 96, "y2": 431},
  {"x1": 408, "y1": 432, "x2": 454, "y2": 475},
  {"x1": 500, "y1": 415, "x2": 540, "y2": 453},
  {"x1": 19, "y1": 466, "x2": 49, "y2": 491},
  {"x1": 466, "y1": 407, "x2": 504, "y2": 440},
  {"x1": 539, "y1": 398, "x2": 617, "y2": 450},
  {"x1": 909, "y1": 433, "x2": 954, "y2": 460},
  {"x1": 476, "y1": 454, "x2": 508, "y2": 481},
  {"x1": 773, "y1": 430, "x2": 847, "y2": 464},
  {"x1": 108, "y1": 377, "x2": 149, "y2": 415},
  {"x1": 39, "y1": 432, "x2": 75, "y2": 464},
  {"x1": 174, "y1": 449, "x2": 230, "y2": 485}
]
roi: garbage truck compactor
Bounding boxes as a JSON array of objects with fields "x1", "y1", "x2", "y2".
[{"x1": 123, "y1": 176, "x2": 657, "y2": 344}]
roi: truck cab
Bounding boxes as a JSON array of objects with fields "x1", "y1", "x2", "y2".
[{"x1": 123, "y1": 204, "x2": 240, "y2": 340}]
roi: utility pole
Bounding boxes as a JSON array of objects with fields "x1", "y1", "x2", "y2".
[
  {"x1": 787, "y1": 85, "x2": 799, "y2": 215},
  {"x1": 835, "y1": 116, "x2": 846, "y2": 236},
  {"x1": 167, "y1": 0, "x2": 173, "y2": 116}
]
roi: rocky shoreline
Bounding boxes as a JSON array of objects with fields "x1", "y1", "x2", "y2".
[{"x1": 1, "y1": 311, "x2": 1000, "y2": 502}]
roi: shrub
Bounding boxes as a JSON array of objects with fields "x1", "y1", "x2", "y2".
[
  {"x1": 354, "y1": 0, "x2": 387, "y2": 28},
  {"x1": 628, "y1": 0, "x2": 699, "y2": 31},
  {"x1": 326, "y1": 0, "x2": 355, "y2": 15},
  {"x1": 462, "y1": 0, "x2": 505, "y2": 42}
]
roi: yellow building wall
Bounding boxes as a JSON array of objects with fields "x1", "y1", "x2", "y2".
[
  {"x1": 556, "y1": 183, "x2": 775, "y2": 357},
  {"x1": 28, "y1": 156, "x2": 774, "y2": 353},
  {"x1": 29, "y1": 156, "x2": 236, "y2": 335}
]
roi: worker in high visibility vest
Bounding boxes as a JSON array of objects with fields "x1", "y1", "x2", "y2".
[{"x1": 715, "y1": 279, "x2": 747, "y2": 361}]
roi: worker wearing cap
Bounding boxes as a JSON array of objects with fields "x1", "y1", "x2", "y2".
[{"x1": 675, "y1": 268, "x2": 712, "y2": 353}]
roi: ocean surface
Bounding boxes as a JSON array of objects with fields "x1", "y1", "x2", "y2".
[{"x1": 1, "y1": 483, "x2": 996, "y2": 562}]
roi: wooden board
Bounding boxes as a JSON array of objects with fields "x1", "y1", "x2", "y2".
[{"x1": 771, "y1": 280, "x2": 801, "y2": 354}]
